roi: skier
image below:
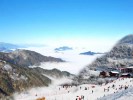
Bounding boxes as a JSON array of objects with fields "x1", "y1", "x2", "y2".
[
  {"x1": 82, "y1": 95, "x2": 84, "y2": 100},
  {"x1": 92, "y1": 90, "x2": 93, "y2": 93},
  {"x1": 104, "y1": 88, "x2": 105, "y2": 92}
]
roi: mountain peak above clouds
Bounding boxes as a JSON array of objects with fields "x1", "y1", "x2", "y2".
[
  {"x1": 55, "y1": 46, "x2": 73, "y2": 51},
  {"x1": 80, "y1": 51, "x2": 103, "y2": 55}
]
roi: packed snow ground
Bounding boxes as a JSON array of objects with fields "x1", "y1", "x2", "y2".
[
  {"x1": 98, "y1": 86, "x2": 133, "y2": 100},
  {"x1": 14, "y1": 78, "x2": 133, "y2": 100}
]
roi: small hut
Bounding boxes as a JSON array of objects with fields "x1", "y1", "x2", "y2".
[
  {"x1": 127, "y1": 67, "x2": 133, "y2": 73},
  {"x1": 109, "y1": 70, "x2": 119, "y2": 77},
  {"x1": 99, "y1": 71, "x2": 107, "y2": 77},
  {"x1": 120, "y1": 73, "x2": 131, "y2": 78}
]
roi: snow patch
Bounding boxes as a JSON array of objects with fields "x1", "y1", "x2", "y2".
[
  {"x1": 10, "y1": 73, "x2": 28, "y2": 81},
  {"x1": 3, "y1": 64, "x2": 12, "y2": 71}
]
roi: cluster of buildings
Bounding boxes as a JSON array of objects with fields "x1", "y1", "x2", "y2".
[{"x1": 98, "y1": 66, "x2": 133, "y2": 78}]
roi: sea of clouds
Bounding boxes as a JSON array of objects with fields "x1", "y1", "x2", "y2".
[{"x1": 26, "y1": 46, "x2": 103, "y2": 74}]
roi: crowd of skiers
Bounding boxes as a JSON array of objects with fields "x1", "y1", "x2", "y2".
[
  {"x1": 75, "y1": 77, "x2": 133, "y2": 100},
  {"x1": 35, "y1": 77, "x2": 133, "y2": 100}
]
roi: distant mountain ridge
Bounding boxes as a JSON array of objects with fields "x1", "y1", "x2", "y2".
[
  {"x1": 0, "y1": 49, "x2": 64, "y2": 67},
  {"x1": 0, "y1": 42, "x2": 19, "y2": 52},
  {"x1": 33, "y1": 67, "x2": 75, "y2": 79},
  {"x1": 0, "y1": 42, "x2": 47, "y2": 53},
  {"x1": 0, "y1": 42, "x2": 19, "y2": 49}
]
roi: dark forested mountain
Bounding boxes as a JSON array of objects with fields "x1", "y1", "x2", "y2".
[
  {"x1": 0, "y1": 60, "x2": 51, "y2": 98},
  {"x1": 0, "y1": 50, "x2": 74, "y2": 98},
  {"x1": 0, "y1": 60, "x2": 74, "y2": 98},
  {"x1": 76, "y1": 34, "x2": 133, "y2": 84}
]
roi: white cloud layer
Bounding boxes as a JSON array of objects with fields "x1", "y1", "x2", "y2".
[{"x1": 26, "y1": 46, "x2": 103, "y2": 74}]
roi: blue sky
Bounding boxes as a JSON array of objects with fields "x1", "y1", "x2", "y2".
[{"x1": 0, "y1": 0, "x2": 133, "y2": 48}]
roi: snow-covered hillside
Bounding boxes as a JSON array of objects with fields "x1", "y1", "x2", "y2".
[{"x1": 14, "y1": 78, "x2": 133, "y2": 100}]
